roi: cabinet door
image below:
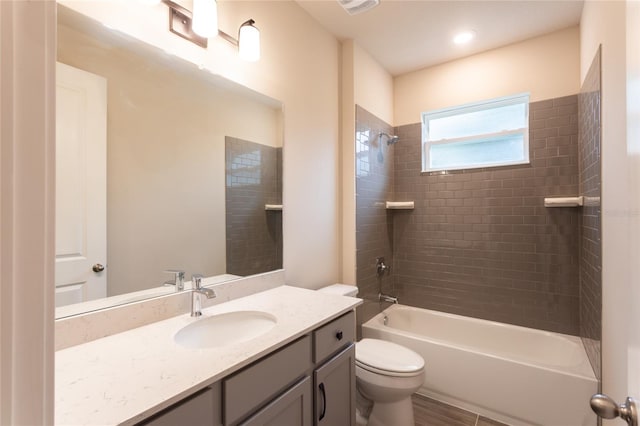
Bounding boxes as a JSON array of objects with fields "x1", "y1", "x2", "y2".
[
  {"x1": 224, "y1": 335, "x2": 312, "y2": 425},
  {"x1": 139, "y1": 383, "x2": 222, "y2": 426},
  {"x1": 314, "y1": 344, "x2": 355, "y2": 426},
  {"x1": 240, "y1": 377, "x2": 312, "y2": 426}
]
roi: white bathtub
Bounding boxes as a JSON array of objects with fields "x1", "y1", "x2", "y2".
[{"x1": 362, "y1": 304, "x2": 598, "y2": 426}]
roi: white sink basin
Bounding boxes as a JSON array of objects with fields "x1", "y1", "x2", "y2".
[{"x1": 174, "y1": 311, "x2": 277, "y2": 349}]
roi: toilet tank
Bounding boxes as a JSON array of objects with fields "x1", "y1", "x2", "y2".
[{"x1": 317, "y1": 284, "x2": 359, "y2": 297}]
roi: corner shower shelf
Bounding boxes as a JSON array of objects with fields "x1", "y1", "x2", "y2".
[
  {"x1": 385, "y1": 201, "x2": 414, "y2": 210},
  {"x1": 543, "y1": 197, "x2": 583, "y2": 207},
  {"x1": 264, "y1": 204, "x2": 283, "y2": 211}
]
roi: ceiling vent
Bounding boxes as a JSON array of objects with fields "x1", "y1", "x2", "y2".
[{"x1": 338, "y1": 0, "x2": 380, "y2": 15}]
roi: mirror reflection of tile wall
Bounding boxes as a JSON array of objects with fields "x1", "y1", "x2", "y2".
[{"x1": 225, "y1": 137, "x2": 283, "y2": 276}]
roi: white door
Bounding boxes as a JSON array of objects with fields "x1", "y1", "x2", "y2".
[
  {"x1": 625, "y1": 0, "x2": 640, "y2": 409},
  {"x1": 595, "y1": 2, "x2": 640, "y2": 424},
  {"x1": 55, "y1": 62, "x2": 107, "y2": 307}
]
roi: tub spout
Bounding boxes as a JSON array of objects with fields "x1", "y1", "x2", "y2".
[{"x1": 378, "y1": 293, "x2": 398, "y2": 304}]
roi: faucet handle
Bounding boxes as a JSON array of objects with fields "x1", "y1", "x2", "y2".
[
  {"x1": 163, "y1": 270, "x2": 185, "y2": 291},
  {"x1": 375, "y1": 257, "x2": 390, "y2": 276},
  {"x1": 192, "y1": 274, "x2": 204, "y2": 290}
]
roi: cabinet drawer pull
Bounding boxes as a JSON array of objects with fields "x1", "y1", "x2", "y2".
[
  {"x1": 335, "y1": 331, "x2": 343, "y2": 341},
  {"x1": 319, "y1": 382, "x2": 326, "y2": 421}
]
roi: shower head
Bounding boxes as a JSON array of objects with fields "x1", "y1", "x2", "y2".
[{"x1": 379, "y1": 132, "x2": 399, "y2": 146}]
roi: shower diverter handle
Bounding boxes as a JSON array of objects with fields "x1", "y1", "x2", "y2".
[{"x1": 376, "y1": 257, "x2": 390, "y2": 276}]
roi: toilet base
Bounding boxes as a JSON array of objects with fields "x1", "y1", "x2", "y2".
[
  {"x1": 355, "y1": 408, "x2": 368, "y2": 426},
  {"x1": 366, "y1": 396, "x2": 414, "y2": 426}
]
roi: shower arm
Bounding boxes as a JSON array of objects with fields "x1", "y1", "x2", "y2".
[{"x1": 379, "y1": 132, "x2": 399, "y2": 146}]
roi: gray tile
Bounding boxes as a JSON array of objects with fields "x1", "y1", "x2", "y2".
[
  {"x1": 355, "y1": 105, "x2": 395, "y2": 326},
  {"x1": 356, "y1": 95, "x2": 583, "y2": 336},
  {"x1": 225, "y1": 137, "x2": 282, "y2": 276},
  {"x1": 579, "y1": 47, "x2": 602, "y2": 380}
]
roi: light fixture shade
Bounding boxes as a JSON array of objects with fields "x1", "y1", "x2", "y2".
[
  {"x1": 238, "y1": 20, "x2": 260, "y2": 62},
  {"x1": 192, "y1": 0, "x2": 218, "y2": 38}
]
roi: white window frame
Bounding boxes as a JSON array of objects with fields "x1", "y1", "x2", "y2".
[{"x1": 422, "y1": 93, "x2": 530, "y2": 172}]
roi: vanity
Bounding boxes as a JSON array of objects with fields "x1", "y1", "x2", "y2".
[{"x1": 55, "y1": 285, "x2": 361, "y2": 426}]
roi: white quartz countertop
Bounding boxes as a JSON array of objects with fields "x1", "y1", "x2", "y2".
[{"x1": 56, "y1": 285, "x2": 361, "y2": 426}]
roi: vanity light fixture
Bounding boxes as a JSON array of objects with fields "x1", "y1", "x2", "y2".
[
  {"x1": 161, "y1": 0, "x2": 260, "y2": 61},
  {"x1": 164, "y1": 0, "x2": 209, "y2": 48},
  {"x1": 192, "y1": 0, "x2": 218, "y2": 39},
  {"x1": 238, "y1": 20, "x2": 261, "y2": 62},
  {"x1": 219, "y1": 19, "x2": 261, "y2": 62}
]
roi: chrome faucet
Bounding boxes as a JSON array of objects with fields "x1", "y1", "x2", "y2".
[
  {"x1": 379, "y1": 293, "x2": 398, "y2": 304},
  {"x1": 191, "y1": 274, "x2": 216, "y2": 317},
  {"x1": 163, "y1": 270, "x2": 185, "y2": 291}
]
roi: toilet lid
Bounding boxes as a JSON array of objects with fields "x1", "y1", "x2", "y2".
[{"x1": 356, "y1": 338, "x2": 424, "y2": 374}]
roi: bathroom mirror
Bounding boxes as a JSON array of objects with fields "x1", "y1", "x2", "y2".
[{"x1": 55, "y1": 5, "x2": 283, "y2": 319}]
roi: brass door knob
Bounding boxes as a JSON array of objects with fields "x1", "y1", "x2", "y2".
[{"x1": 92, "y1": 263, "x2": 105, "y2": 273}]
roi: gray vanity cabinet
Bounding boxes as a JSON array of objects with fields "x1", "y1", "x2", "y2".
[
  {"x1": 135, "y1": 311, "x2": 355, "y2": 426},
  {"x1": 314, "y1": 344, "x2": 356, "y2": 426},
  {"x1": 224, "y1": 335, "x2": 313, "y2": 425},
  {"x1": 311, "y1": 311, "x2": 356, "y2": 426},
  {"x1": 241, "y1": 377, "x2": 313, "y2": 426},
  {"x1": 139, "y1": 383, "x2": 222, "y2": 426}
]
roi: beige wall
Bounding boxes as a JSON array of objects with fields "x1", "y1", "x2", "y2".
[
  {"x1": 353, "y1": 43, "x2": 394, "y2": 125},
  {"x1": 59, "y1": 0, "x2": 340, "y2": 289},
  {"x1": 580, "y1": 0, "x2": 630, "y2": 405},
  {"x1": 58, "y1": 20, "x2": 280, "y2": 296},
  {"x1": 394, "y1": 26, "x2": 581, "y2": 126},
  {"x1": 340, "y1": 41, "x2": 356, "y2": 285},
  {"x1": 340, "y1": 40, "x2": 394, "y2": 284}
]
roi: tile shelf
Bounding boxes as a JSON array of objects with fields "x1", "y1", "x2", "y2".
[
  {"x1": 543, "y1": 197, "x2": 584, "y2": 207},
  {"x1": 385, "y1": 201, "x2": 414, "y2": 210}
]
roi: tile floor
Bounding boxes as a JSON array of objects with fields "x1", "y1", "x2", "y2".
[{"x1": 413, "y1": 394, "x2": 509, "y2": 426}]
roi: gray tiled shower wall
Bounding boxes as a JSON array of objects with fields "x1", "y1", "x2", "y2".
[
  {"x1": 355, "y1": 107, "x2": 396, "y2": 332},
  {"x1": 356, "y1": 94, "x2": 592, "y2": 336},
  {"x1": 225, "y1": 137, "x2": 282, "y2": 277},
  {"x1": 579, "y1": 49, "x2": 602, "y2": 380}
]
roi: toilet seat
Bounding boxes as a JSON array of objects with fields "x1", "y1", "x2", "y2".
[
  {"x1": 356, "y1": 338, "x2": 424, "y2": 377},
  {"x1": 356, "y1": 360, "x2": 423, "y2": 377}
]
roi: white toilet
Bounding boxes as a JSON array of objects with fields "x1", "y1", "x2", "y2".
[
  {"x1": 318, "y1": 284, "x2": 426, "y2": 426},
  {"x1": 355, "y1": 338, "x2": 424, "y2": 426}
]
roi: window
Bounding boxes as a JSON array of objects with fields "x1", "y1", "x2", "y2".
[{"x1": 422, "y1": 93, "x2": 530, "y2": 172}]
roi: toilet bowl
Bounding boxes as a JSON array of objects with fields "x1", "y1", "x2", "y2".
[
  {"x1": 317, "y1": 285, "x2": 425, "y2": 426},
  {"x1": 355, "y1": 338, "x2": 424, "y2": 426}
]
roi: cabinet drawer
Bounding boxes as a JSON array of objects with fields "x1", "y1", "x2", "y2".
[
  {"x1": 138, "y1": 383, "x2": 221, "y2": 426},
  {"x1": 240, "y1": 377, "x2": 312, "y2": 426},
  {"x1": 313, "y1": 311, "x2": 355, "y2": 363},
  {"x1": 224, "y1": 335, "x2": 312, "y2": 425}
]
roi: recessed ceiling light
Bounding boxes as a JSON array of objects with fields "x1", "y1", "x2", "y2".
[{"x1": 453, "y1": 31, "x2": 476, "y2": 45}]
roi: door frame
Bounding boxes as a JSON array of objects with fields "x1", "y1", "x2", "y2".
[{"x1": 0, "y1": 0, "x2": 56, "y2": 424}]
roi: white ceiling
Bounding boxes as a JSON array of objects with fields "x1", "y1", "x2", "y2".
[{"x1": 295, "y1": 0, "x2": 584, "y2": 76}]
